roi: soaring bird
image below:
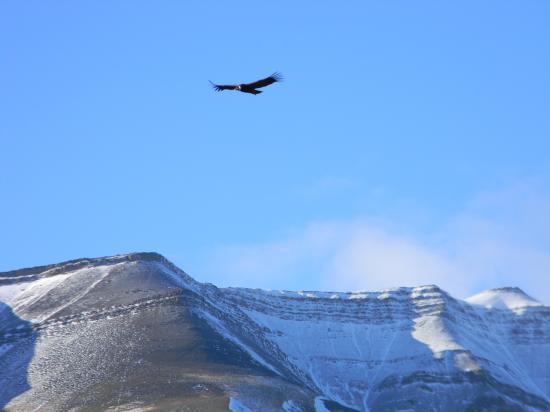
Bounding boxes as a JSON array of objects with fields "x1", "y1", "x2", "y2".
[{"x1": 210, "y1": 72, "x2": 283, "y2": 95}]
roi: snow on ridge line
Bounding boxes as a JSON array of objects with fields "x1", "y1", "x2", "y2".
[
  {"x1": 223, "y1": 284, "x2": 445, "y2": 301},
  {"x1": 154, "y1": 261, "x2": 202, "y2": 295},
  {"x1": 4, "y1": 253, "x2": 547, "y2": 310}
]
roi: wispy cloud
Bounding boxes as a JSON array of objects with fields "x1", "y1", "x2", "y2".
[{"x1": 202, "y1": 183, "x2": 550, "y2": 303}]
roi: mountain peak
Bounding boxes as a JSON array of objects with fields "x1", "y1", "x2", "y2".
[
  {"x1": 0, "y1": 252, "x2": 165, "y2": 280},
  {"x1": 465, "y1": 286, "x2": 542, "y2": 310}
]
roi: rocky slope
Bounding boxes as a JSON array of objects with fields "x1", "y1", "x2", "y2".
[{"x1": 1, "y1": 253, "x2": 549, "y2": 411}]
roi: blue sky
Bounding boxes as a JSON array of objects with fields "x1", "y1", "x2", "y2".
[{"x1": 1, "y1": 1, "x2": 549, "y2": 300}]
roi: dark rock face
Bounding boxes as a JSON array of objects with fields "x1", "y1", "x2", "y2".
[{"x1": 0, "y1": 253, "x2": 549, "y2": 411}]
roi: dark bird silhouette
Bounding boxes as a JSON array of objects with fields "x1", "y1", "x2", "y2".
[{"x1": 210, "y1": 72, "x2": 283, "y2": 95}]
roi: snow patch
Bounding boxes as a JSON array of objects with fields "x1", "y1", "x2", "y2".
[
  {"x1": 412, "y1": 315, "x2": 464, "y2": 356},
  {"x1": 314, "y1": 397, "x2": 330, "y2": 412},
  {"x1": 229, "y1": 397, "x2": 254, "y2": 412},
  {"x1": 0, "y1": 281, "x2": 35, "y2": 306},
  {"x1": 466, "y1": 287, "x2": 542, "y2": 310},
  {"x1": 0, "y1": 272, "x2": 73, "y2": 318},
  {"x1": 282, "y1": 399, "x2": 303, "y2": 412}
]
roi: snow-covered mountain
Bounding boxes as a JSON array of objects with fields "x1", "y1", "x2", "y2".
[{"x1": 1, "y1": 253, "x2": 549, "y2": 411}]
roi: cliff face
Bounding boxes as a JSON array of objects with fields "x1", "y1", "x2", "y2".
[{"x1": 1, "y1": 253, "x2": 549, "y2": 412}]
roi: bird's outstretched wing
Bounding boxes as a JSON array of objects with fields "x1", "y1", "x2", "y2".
[
  {"x1": 244, "y1": 72, "x2": 283, "y2": 89},
  {"x1": 210, "y1": 81, "x2": 238, "y2": 92}
]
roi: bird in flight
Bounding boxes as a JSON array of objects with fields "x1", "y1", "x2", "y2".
[{"x1": 210, "y1": 72, "x2": 283, "y2": 95}]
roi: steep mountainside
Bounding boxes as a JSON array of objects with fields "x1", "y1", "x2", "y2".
[{"x1": 1, "y1": 253, "x2": 549, "y2": 411}]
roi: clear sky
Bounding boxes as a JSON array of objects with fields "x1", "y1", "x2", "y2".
[{"x1": 1, "y1": 1, "x2": 549, "y2": 301}]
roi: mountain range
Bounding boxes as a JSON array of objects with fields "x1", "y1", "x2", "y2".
[{"x1": 1, "y1": 252, "x2": 549, "y2": 411}]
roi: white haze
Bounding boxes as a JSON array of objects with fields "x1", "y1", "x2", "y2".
[{"x1": 200, "y1": 183, "x2": 550, "y2": 303}]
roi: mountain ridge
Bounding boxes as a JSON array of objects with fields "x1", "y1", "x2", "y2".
[
  {"x1": 1, "y1": 253, "x2": 549, "y2": 411},
  {"x1": 0, "y1": 252, "x2": 166, "y2": 280},
  {"x1": 1, "y1": 252, "x2": 543, "y2": 308}
]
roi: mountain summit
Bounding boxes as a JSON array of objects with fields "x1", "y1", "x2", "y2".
[
  {"x1": 1, "y1": 253, "x2": 549, "y2": 411},
  {"x1": 466, "y1": 287, "x2": 542, "y2": 310}
]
